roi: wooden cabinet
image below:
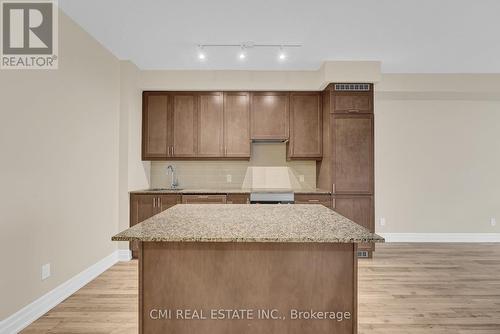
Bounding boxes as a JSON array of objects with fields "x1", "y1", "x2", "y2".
[
  {"x1": 224, "y1": 92, "x2": 250, "y2": 157},
  {"x1": 130, "y1": 194, "x2": 181, "y2": 258},
  {"x1": 318, "y1": 84, "x2": 375, "y2": 256},
  {"x1": 226, "y1": 193, "x2": 250, "y2": 204},
  {"x1": 288, "y1": 92, "x2": 322, "y2": 160},
  {"x1": 198, "y1": 92, "x2": 224, "y2": 157},
  {"x1": 250, "y1": 92, "x2": 289, "y2": 140},
  {"x1": 333, "y1": 92, "x2": 373, "y2": 114},
  {"x1": 171, "y1": 93, "x2": 197, "y2": 157},
  {"x1": 142, "y1": 93, "x2": 169, "y2": 160},
  {"x1": 331, "y1": 114, "x2": 374, "y2": 194},
  {"x1": 294, "y1": 194, "x2": 331, "y2": 208},
  {"x1": 182, "y1": 194, "x2": 227, "y2": 204},
  {"x1": 333, "y1": 195, "x2": 374, "y2": 252}
]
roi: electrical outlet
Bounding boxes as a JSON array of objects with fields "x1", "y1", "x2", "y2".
[
  {"x1": 226, "y1": 174, "x2": 232, "y2": 183},
  {"x1": 299, "y1": 175, "x2": 305, "y2": 182},
  {"x1": 41, "y1": 263, "x2": 50, "y2": 280},
  {"x1": 379, "y1": 217, "x2": 386, "y2": 227},
  {"x1": 491, "y1": 218, "x2": 497, "y2": 227}
]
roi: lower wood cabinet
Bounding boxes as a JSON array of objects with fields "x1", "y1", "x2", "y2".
[
  {"x1": 332, "y1": 195, "x2": 374, "y2": 253},
  {"x1": 130, "y1": 194, "x2": 181, "y2": 258},
  {"x1": 182, "y1": 194, "x2": 227, "y2": 204},
  {"x1": 294, "y1": 194, "x2": 332, "y2": 208}
]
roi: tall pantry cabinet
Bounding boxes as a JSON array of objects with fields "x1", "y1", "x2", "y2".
[{"x1": 317, "y1": 83, "x2": 375, "y2": 256}]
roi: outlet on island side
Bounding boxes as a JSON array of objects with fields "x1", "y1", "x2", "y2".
[
  {"x1": 226, "y1": 174, "x2": 232, "y2": 183},
  {"x1": 379, "y1": 217, "x2": 386, "y2": 227},
  {"x1": 299, "y1": 175, "x2": 305, "y2": 182},
  {"x1": 491, "y1": 218, "x2": 497, "y2": 227},
  {"x1": 41, "y1": 263, "x2": 51, "y2": 281}
]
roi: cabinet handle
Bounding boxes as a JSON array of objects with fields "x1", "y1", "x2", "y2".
[
  {"x1": 158, "y1": 197, "x2": 161, "y2": 208},
  {"x1": 198, "y1": 195, "x2": 209, "y2": 199},
  {"x1": 172, "y1": 147, "x2": 174, "y2": 156},
  {"x1": 332, "y1": 198, "x2": 336, "y2": 209},
  {"x1": 348, "y1": 109, "x2": 360, "y2": 113},
  {"x1": 332, "y1": 184, "x2": 336, "y2": 194},
  {"x1": 308, "y1": 199, "x2": 320, "y2": 202},
  {"x1": 153, "y1": 197, "x2": 156, "y2": 207}
]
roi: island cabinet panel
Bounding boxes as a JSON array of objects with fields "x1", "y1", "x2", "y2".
[
  {"x1": 181, "y1": 194, "x2": 227, "y2": 204},
  {"x1": 224, "y1": 92, "x2": 251, "y2": 157},
  {"x1": 226, "y1": 193, "x2": 250, "y2": 204},
  {"x1": 288, "y1": 92, "x2": 322, "y2": 160},
  {"x1": 130, "y1": 194, "x2": 181, "y2": 258},
  {"x1": 294, "y1": 194, "x2": 332, "y2": 208},
  {"x1": 333, "y1": 195, "x2": 374, "y2": 252},
  {"x1": 142, "y1": 93, "x2": 169, "y2": 160},
  {"x1": 250, "y1": 92, "x2": 289, "y2": 140},
  {"x1": 331, "y1": 113, "x2": 374, "y2": 195},
  {"x1": 140, "y1": 242, "x2": 357, "y2": 334},
  {"x1": 172, "y1": 93, "x2": 197, "y2": 157},
  {"x1": 198, "y1": 92, "x2": 224, "y2": 157}
]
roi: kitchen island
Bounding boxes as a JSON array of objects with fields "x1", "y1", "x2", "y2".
[{"x1": 112, "y1": 204, "x2": 383, "y2": 334}]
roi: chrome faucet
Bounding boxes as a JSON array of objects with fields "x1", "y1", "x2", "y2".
[{"x1": 166, "y1": 165, "x2": 179, "y2": 189}]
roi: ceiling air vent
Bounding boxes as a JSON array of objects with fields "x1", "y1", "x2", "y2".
[{"x1": 334, "y1": 83, "x2": 371, "y2": 92}]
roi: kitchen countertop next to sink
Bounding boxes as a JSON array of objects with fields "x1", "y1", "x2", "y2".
[
  {"x1": 112, "y1": 204, "x2": 383, "y2": 243},
  {"x1": 130, "y1": 188, "x2": 332, "y2": 195}
]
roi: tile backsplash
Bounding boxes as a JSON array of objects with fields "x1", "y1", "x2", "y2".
[{"x1": 150, "y1": 143, "x2": 316, "y2": 190}]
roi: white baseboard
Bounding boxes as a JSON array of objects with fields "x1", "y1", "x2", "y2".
[
  {"x1": 0, "y1": 249, "x2": 131, "y2": 334},
  {"x1": 117, "y1": 249, "x2": 132, "y2": 261},
  {"x1": 379, "y1": 233, "x2": 500, "y2": 243}
]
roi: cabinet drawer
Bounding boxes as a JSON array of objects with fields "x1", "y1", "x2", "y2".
[
  {"x1": 182, "y1": 194, "x2": 227, "y2": 204},
  {"x1": 294, "y1": 194, "x2": 332, "y2": 208},
  {"x1": 227, "y1": 194, "x2": 250, "y2": 204}
]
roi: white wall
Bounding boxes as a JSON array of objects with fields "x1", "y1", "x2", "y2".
[
  {"x1": 375, "y1": 75, "x2": 500, "y2": 233},
  {"x1": 0, "y1": 12, "x2": 120, "y2": 319}
]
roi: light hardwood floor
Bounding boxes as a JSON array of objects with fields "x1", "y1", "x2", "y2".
[{"x1": 22, "y1": 243, "x2": 500, "y2": 334}]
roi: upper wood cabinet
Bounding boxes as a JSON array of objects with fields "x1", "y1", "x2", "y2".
[
  {"x1": 288, "y1": 92, "x2": 322, "y2": 160},
  {"x1": 171, "y1": 93, "x2": 197, "y2": 157},
  {"x1": 142, "y1": 93, "x2": 169, "y2": 160},
  {"x1": 198, "y1": 92, "x2": 224, "y2": 157},
  {"x1": 250, "y1": 92, "x2": 289, "y2": 140},
  {"x1": 333, "y1": 92, "x2": 373, "y2": 114},
  {"x1": 331, "y1": 113, "x2": 374, "y2": 194},
  {"x1": 224, "y1": 92, "x2": 250, "y2": 157}
]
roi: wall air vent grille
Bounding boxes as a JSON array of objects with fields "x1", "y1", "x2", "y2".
[
  {"x1": 334, "y1": 83, "x2": 371, "y2": 92},
  {"x1": 357, "y1": 251, "x2": 369, "y2": 258}
]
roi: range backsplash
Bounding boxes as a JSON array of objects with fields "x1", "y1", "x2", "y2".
[{"x1": 150, "y1": 143, "x2": 316, "y2": 190}]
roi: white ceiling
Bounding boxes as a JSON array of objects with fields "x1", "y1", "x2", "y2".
[{"x1": 59, "y1": 0, "x2": 500, "y2": 73}]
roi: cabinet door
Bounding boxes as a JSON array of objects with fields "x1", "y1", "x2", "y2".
[
  {"x1": 250, "y1": 92, "x2": 289, "y2": 140},
  {"x1": 172, "y1": 93, "x2": 197, "y2": 157},
  {"x1": 224, "y1": 92, "x2": 250, "y2": 157},
  {"x1": 181, "y1": 195, "x2": 227, "y2": 204},
  {"x1": 157, "y1": 194, "x2": 181, "y2": 213},
  {"x1": 331, "y1": 114, "x2": 374, "y2": 194},
  {"x1": 130, "y1": 194, "x2": 156, "y2": 258},
  {"x1": 294, "y1": 194, "x2": 332, "y2": 208},
  {"x1": 198, "y1": 92, "x2": 224, "y2": 157},
  {"x1": 288, "y1": 92, "x2": 322, "y2": 159},
  {"x1": 333, "y1": 195, "x2": 374, "y2": 251},
  {"x1": 142, "y1": 93, "x2": 169, "y2": 160},
  {"x1": 333, "y1": 92, "x2": 373, "y2": 114}
]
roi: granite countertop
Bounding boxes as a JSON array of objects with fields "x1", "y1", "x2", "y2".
[
  {"x1": 130, "y1": 188, "x2": 331, "y2": 195},
  {"x1": 112, "y1": 204, "x2": 384, "y2": 243}
]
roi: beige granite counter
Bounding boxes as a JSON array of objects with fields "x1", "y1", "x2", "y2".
[
  {"x1": 112, "y1": 204, "x2": 383, "y2": 243},
  {"x1": 130, "y1": 188, "x2": 331, "y2": 195}
]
